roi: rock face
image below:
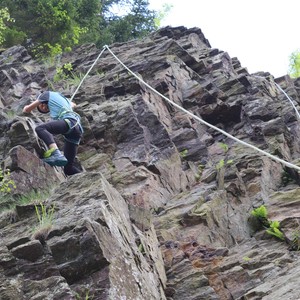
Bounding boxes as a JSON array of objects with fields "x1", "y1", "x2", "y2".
[{"x1": 1, "y1": 26, "x2": 300, "y2": 299}]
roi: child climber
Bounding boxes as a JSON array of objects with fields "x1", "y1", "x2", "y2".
[{"x1": 23, "y1": 91, "x2": 83, "y2": 176}]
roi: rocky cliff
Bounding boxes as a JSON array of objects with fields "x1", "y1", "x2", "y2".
[{"x1": 1, "y1": 26, "x2": 300, "y2": 299}]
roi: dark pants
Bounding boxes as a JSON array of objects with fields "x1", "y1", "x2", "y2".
[{"x1": 35, "y1": 119, "x2": 82, "y2": 175}]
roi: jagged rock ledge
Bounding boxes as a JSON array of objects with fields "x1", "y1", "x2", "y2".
[{"x1": 1, "y1": 26, "x2": 300, "y2": 299}]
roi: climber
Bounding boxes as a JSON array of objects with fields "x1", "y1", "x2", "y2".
[{"x1": 23, "y1": 91, "x2": 83, "y2": 175}]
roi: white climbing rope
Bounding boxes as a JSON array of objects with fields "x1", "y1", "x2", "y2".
[
  {"x1": 274, "y1": 82, "x2": 300, "y2": 121},
  {"x1": 71, "y1": 44, "x2": 300, "y2": 172},
  {"x1": 103, "y1": 45, "x2": 300, "y2": 171},
  {"x1": 253, "y1": 75, "x2": 300, "y2": 121},
  {"x1": 70, "y1": 46, "x2": 107, "y2": 102}
]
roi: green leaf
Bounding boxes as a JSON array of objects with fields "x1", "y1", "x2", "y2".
[
  {"x1": 219, "y1": 142, "x2": 229, "y2": 153},
  {"x1": 266, "y1": 227, "x2": 284, "y2": 240},
  {"x1": 269, "y1": 220, "x2": 280, "y2": 229},
  {"x1": 251, "y1": 205, "x2": 268, "y2": 219},
  {"x1": 289, "y1": 49, "x2": 300, "y2": 78},
  {"x1": 216, "y1": 159, "x2": 225, "y2": 170},
  {"x1": 226, "y1": 159, "x2": 233, "y2": 165}
]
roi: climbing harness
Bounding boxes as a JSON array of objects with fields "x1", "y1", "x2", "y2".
[
  {"x1": 70, "y1": 45, "x2": 300, "y2": 172},
  {"x1": 40, "y1": 91, "x2": 82, "y2": 132}
]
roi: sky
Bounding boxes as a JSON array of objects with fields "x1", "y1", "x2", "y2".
[{"x1": 149, "y1": 0, "x2": 299, "y2": 78}]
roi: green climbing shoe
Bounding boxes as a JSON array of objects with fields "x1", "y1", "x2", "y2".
[{"x1": 43, "y1": 149, "x2": 68, "y2": 167}]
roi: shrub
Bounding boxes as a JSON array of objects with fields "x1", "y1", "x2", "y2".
[
  {"x1": 0, "y1": 167, "x2": 16, "y2": 194},
  {"x1": 250, "y1": 205, "x2": 284, "y2": 241}
]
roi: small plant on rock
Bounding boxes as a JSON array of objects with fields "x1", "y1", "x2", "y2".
[
  {"x1": 215, "y1": 142, "x2": 233, "y2": 189},
  {"x1": 216, "y1": 143, "x2": 233, "y2": 170},
  {"x1": 216, "y1": 158, "x2": 233, "y2": 170},
  {"x1": 75, "y1": 289, "x2": 94, "y2": 300},
  {"x1": 0, "y1": 167, "x2": 16, "y2": 194},
  {"x1": 251, "y1": 205, "x2": 269, "y2": 227},
  {"x1": 179, "y1": 149, "x2": 188, "y2": 158},
  {"x1": 251, "y1": 205, "x2": 268, "y2": 218},
  {"x1": 53, "y1": 62, "x2": 73, "y2": 82},
  {"x1": 266, "y1": 220, "x2": 284, "y2": 241},
  {"x1": 32, "y1": 202, "x2": 55, "y2": 243},
  {"x1": 290, "y1": 229, "x2": 300, "y2": 251},
  {"x1": 242, "y1": 256, "x2": 251, "y2": 262},
  {"x1": 250, "y1": 205, "x2": 285, "y2": 241}
]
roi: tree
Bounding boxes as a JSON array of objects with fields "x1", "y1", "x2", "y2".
[
  {"x1": 93, "y1": 0, "x2": 158, "y2": 47},
  {"x1": 289, "y1": 50, "x2": 300, "y2": 78},
  {"x1": 0, "y1": 0, "x2": 160, "y2": 57},
  {"x1": 0, "y1": 7, "x2": 14, "y2": 46},
  {"x1": 70, "y1": 0, "x2": 102, "y2": 45},
  {"x1": 0, "y1": 0, "x2": 98, "y2": 57},
  {"x1": 154, "y1": 3, "x2": 173, "y2": 28}
]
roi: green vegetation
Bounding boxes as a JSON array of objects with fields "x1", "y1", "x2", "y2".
[
  {"x1": 290, "y1": 229, "x2": 300, "y2": 251},
  {"x1": 195, "y1": 164, "x2": 205, "y2": 182},
  {"x1": 19, "y1": 190, "x2": 49, "y2": 206},
  {"x1": 179, "y1": 149, "x2": 188, "y2": 158},
  {"x1": 154, "y1": 3, "x2": 173, "y2": 27},
  {"x1": 4, "y1": 109, "x2": 16, "y2": 119},
  {"x1": 0, "y1": 0, "x2": 169, "y2": 59},
  {"x1": 216, "y1": 142, "x2": 233, "y2": 170},
  {"x1": 0, "y1": 167, "x2": 16, "y2": 194},
  {"x1": 75, "y1": 289, "x2": 94, "y2": 300},
  {"x1": 32, "y1": 202, "x2": 55, "y2": 242},
  {"x1": 215, "y1": 142, "x2": 233, "y2": 189},
  {"x1": 1, "y1": 190, "x2": 47, "y2": 209},
  {"x1": 51, "y1": 62, "x2": 85, "y2": 90},
  {"x1": 288, "y1": 50, "x2": 300, "y2": 78},
  {"x1": 242, "y1": 256, "x2": 251, "y2": 262},
  {"x1": 215, "y1": 158, "x2": 233, "y2": 170},
  {"x1": 34, "y1": 202, "x2": 55, "y2": 229},
  {"x1": 250, "y1": 205, "x2": 284, "y2": 241},
  {"x1": 251, "y1": 204, "x2": 268, "y2": 219},
  {"x1": 138, "y1": 243, "x2": 146, "y2": 255},
  {"x1": 0, "y1": 7, "x2": 14, "y2": 45},
  {"x1": 43, "y1": 60, "x2": 86, "y2": 90},
  {"x1": 266, "y1": 220, "x2": 284, "y2": 241},
  {"x1": 0, "y1": 166, "x2": 54, "y2": 241},
  {"x1": 0, "y1": 190, "x2": 49, "y2": 228},
  {"x1": 53, "y1": 63, "x2": 74, "y2": 82},
  {"x1": 219, "y1": 142, "x2": 229, "y2": 153}
]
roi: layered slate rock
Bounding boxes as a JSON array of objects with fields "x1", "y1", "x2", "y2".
[
  {"x1": 1, "y1": 26, "x2": 300, "y2": 299},
  {"x1": 0, "y1": 173, "x2": 166, "y2": 299}
]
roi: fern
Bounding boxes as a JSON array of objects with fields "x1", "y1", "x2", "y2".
[
  {"x1": 251, "y1": 205, "x2": 268, "y2": 219},
  {"x1": 266, "y1": 220, "x2": 284, "y2": 240},
  {"x1": 251, "y1": 206, "x2": 285, "y2": 242}
]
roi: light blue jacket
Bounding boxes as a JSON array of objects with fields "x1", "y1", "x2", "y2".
[
  {"x1": 47, "y1": 91, "x2": 79, "y2": 122},
  {"x1": 47, "y1": 92, "x2": 84, "y2": 143}
]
